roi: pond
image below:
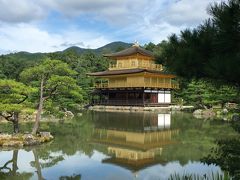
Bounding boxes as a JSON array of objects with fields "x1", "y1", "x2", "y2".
[{"x1": 0, "y1": 111, "x2": 238, "y2": 180}]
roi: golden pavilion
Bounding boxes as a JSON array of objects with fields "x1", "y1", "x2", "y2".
[{"x1": 88, "y1": 43, "x2": 178, "y2": 106}]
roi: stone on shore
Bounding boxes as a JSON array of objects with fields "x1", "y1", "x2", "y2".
[
  {"x1": 232, "y1": 114, "x2": 240, "y2": 121},
  {"x1": 0, "y1": 132, "x2": 53, "y2": 147},
  {"x1": 193, "y1": 109, "x2": 216, "y2": 119}
]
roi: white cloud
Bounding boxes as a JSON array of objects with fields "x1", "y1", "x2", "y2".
[
  {"x1": 154, "y1": 0, "x2": 224, "y2": 26},
  {"x1": 40, "y1": 0, "x2": 223, "y2": 27},
  {"x1": 115, "y1": 0, "x2": 225, "y2": 43},
  {"x1": 0, "y1": 0, "x2": 46, "y2": 23},
  {"x1": 135, "y1": 22, "x2": 185, "y2": 44},
  {"x1": 0, "y1": 0, "x2": 225, "y2": 26},
  {"x1": 0, "y1": 23, "x2": 111, "y2": 53},
  {"x1": 40, "y1": 0, "x2": 150, "y2": 26},
  {"x1": 0, "y1": 0, "x2": 227, "y2": 53}
]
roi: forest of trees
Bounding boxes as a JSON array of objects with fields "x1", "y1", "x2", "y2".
[
  {"x1": 0, "y1": 51, "x2": 109, "y2": 133},
  {"x1": 0, "y1": 0, "x2": 239, "y2": 133},
  {"x1": 145, "y1": 0, "x2": 240, "y2": 108}
]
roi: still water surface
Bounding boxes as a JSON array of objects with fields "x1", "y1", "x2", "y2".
[{"x1": 0, "y1": 111, "x2": 237, "y2": 180}]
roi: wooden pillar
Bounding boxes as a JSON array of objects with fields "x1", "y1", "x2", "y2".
[
  {"x1": 143, "y1": 90, "x2": 145, "y2": 107},
  {"x1": 98, "y1": 92, "x2": 100, "y2": 104},
  {"x1": 100, "y1": 92, "x2": 103, "y2": 105},
  {"x1": 150, "y1": 77, "x2": 152, "y2": 88}
]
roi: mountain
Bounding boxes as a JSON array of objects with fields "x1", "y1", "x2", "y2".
[
  {"x1": 62, "y1": 46, "x2": 88, "y2": 54},
  {"x1": 95, "y1": 41, "x2": 132, "y2": 54},
  {"x1": 62, "y1": 41, "x2": 132, "y2": 55},
  {"x1": 0, "y1": 41, "x2": 132, "y2": 80},
  {"x1": 0, "y1": 41, "x2": 132, "y2": 59}
]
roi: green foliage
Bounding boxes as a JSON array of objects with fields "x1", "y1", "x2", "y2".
[
  {"x1": 47, "y1": 51, "x2": 108, "y2": 102},
  {"x1": 202, "y1": 138, "x2": 240, "y2": 180},
  {"x1": 160, "y1": 0, "x2": 240, "y2": 84},
  {"x1": 175, "y1": 79, "x2": 239, "y2": 108},
  {"x1": 144, "y1": 41, "x2": 169, "y2": 65},
  {"x1": 0, "y1": 79, "x2": 35, "y2": 132},
  {"x1": 20, "y1": 59, "x2": 77, "y2": 81},
  {"x1": 0, "y1": 42, "x2": 113, "y2": 114},
  {"x1": 0, "y1": 79, "x2": 35, "y2": 114},
  {"x1": 20, "y1": 59, "x2": 83, "y2": 115},
  {"x1": 0, "y1": 52, "x2": 45, "y2": 80}
]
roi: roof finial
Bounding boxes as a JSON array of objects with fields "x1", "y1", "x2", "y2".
[{"x1": 133, "y1": 40, "x2": 139, "y2": 47}]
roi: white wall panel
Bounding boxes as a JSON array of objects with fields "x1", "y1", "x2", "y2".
[
  {"x1": 158, "y1": 92, "x2": 165, "y2": 103},
  {"x1": 164, "y1": 91, "x2": 171, "y2": 103}
]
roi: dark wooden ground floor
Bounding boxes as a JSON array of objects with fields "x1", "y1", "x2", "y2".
[{"x1": 91, "y1": 88, "x2": 172, "y2": 106}]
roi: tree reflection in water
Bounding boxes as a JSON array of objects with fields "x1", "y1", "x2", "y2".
[
  {"x1": 59, "y1": 174, "x2": 81, "y2": 180},
  {"x1": 202, "y1": 121, "x2": 240, "y2": 179},
  {"x1": 0, "y1": 147, "x2": 66, "y2": 180},
  {"x1": 31, "y1": 149, "x2": 44, "y2": 180},
  {"x1": 0, "y1": 150, "x2": 33, "y2": 179}
]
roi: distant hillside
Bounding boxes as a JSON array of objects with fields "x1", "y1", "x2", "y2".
[
  {"x1": 95, "y1": 41, "x2": 132, "y2": 54},
  {"x1": 0, "y1": 41, "x2": 131, "y2": 79},
  {"x1": 3, "y1": 51, "x2": 47, "y2": 61},
  {"x1": 0, "y1": 41, "x2": 132, "y2": 60},
  {"x1": 62, "y1": 46, "x2": 87, "y2": 54},
  {"x1": 63, "y1": 41, "x2": 131, "y2": 55}
]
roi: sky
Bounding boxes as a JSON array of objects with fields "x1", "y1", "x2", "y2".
[{"x1": 0, "y1": 0, "x2": 224, "y2": 54}]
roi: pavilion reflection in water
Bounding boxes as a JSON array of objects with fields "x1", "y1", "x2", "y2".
[{"x1": 91, "y1": 112, "x2": 179, "y2": 172}]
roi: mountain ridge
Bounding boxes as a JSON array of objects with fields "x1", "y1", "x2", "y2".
[
  {"x1": 62, "y1": 41, "x2": 132, "y2": 55},
  {"x1": 0, "y1": 41, "x2": 132, "y2": 58}
]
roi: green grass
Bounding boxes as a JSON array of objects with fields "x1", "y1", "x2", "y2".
[{"x1": 168, "y1": 172, "x2": 231, "y2": 180}]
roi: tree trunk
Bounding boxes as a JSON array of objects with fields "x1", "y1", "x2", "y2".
[
  {"x1": 13, "y1": 113, "x2": 19, "y2": 134},
  {"x1": 12, "y1": 150, "x2": 18, "y2": 176},
  {"x1": 33, "y1": 149, "x2": 44, "y2": 180},
  {"x1": 32, "y1": 78, "x2": 44, "y2": 135}
]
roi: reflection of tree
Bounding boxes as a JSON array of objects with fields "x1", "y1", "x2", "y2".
[
  {"x1": 59, "y1": 174, "x2": 81, "y2": 180},
  {"x1": 0, "y1": 150, "x2": 18, "y2": 175},
  {"x1": 40, "y1": 155, "x2": 64, "y2": 169},
  {"x1": 0, "y1": 150, "x2": 33, "y2": 180},
  {"x1": 31, "y1": 147, "x2": 83, "y2": 180},
  {"x1": 202, "y1": 121, "x2": 240, "y2": 179},
  {"x1": 160, "y1": 113, "x2": 239, "y2": 165},
  {"x1": 38, "y1": 113, "x2": 95, "y2": 157},
  {"x1": 31, "y1": 149, "x2": 44, "y2": 180}
]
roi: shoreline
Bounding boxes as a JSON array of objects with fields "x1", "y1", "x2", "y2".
[
  {"x1": 0, "y1": 132, "x2": 53, "y2": 148},
  {"x1": 88, "y1": 105, "x2": 194, "y2": 112}
]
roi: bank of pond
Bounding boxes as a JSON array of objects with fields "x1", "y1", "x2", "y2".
[{"x1": 0, "y1": 111, "x2": 239, "y2": 179}]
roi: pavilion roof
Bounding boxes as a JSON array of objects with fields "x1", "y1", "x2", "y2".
[
  {"x1": 102, "y1": 157, "x2": 163, "y2": 172},
  {"x1": 87, "y1": 68, "x2": 175, "y2": 77}
]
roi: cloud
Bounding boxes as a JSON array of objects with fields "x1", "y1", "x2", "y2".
[
  {"x1": 135, "y1": 22, "x2": 185, "y2": 44},
  {"x1": 58, "y1": 42, "x2": 85, "y2": 48},
  {"x1": 43, "y1": 0, "x2": 224, "y2": 44},
  {"x1": 0, "y1": 0, "x2": 46, "y2": 23},
  {"x1": 153, "y1": 0, "x2": 224, "y2": 26},
  {"x1": 40, "y1": 0, "x2": 149, "y2": 25},
  {"x1": 0, "y1": 0, "x2": 227, "y2": 54},
  {"x1": 112, "y1": 0, "x2": 226, "y2": 43},
  {"x1": 0, "y1": 0, "x2": 225, "y2": 26},
  {"x1": 0, "y1": 23, "x2": 111, "y2": 53},
  {"x1": 40, "y1": 0, "x2": 223, "y2": 27}
]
